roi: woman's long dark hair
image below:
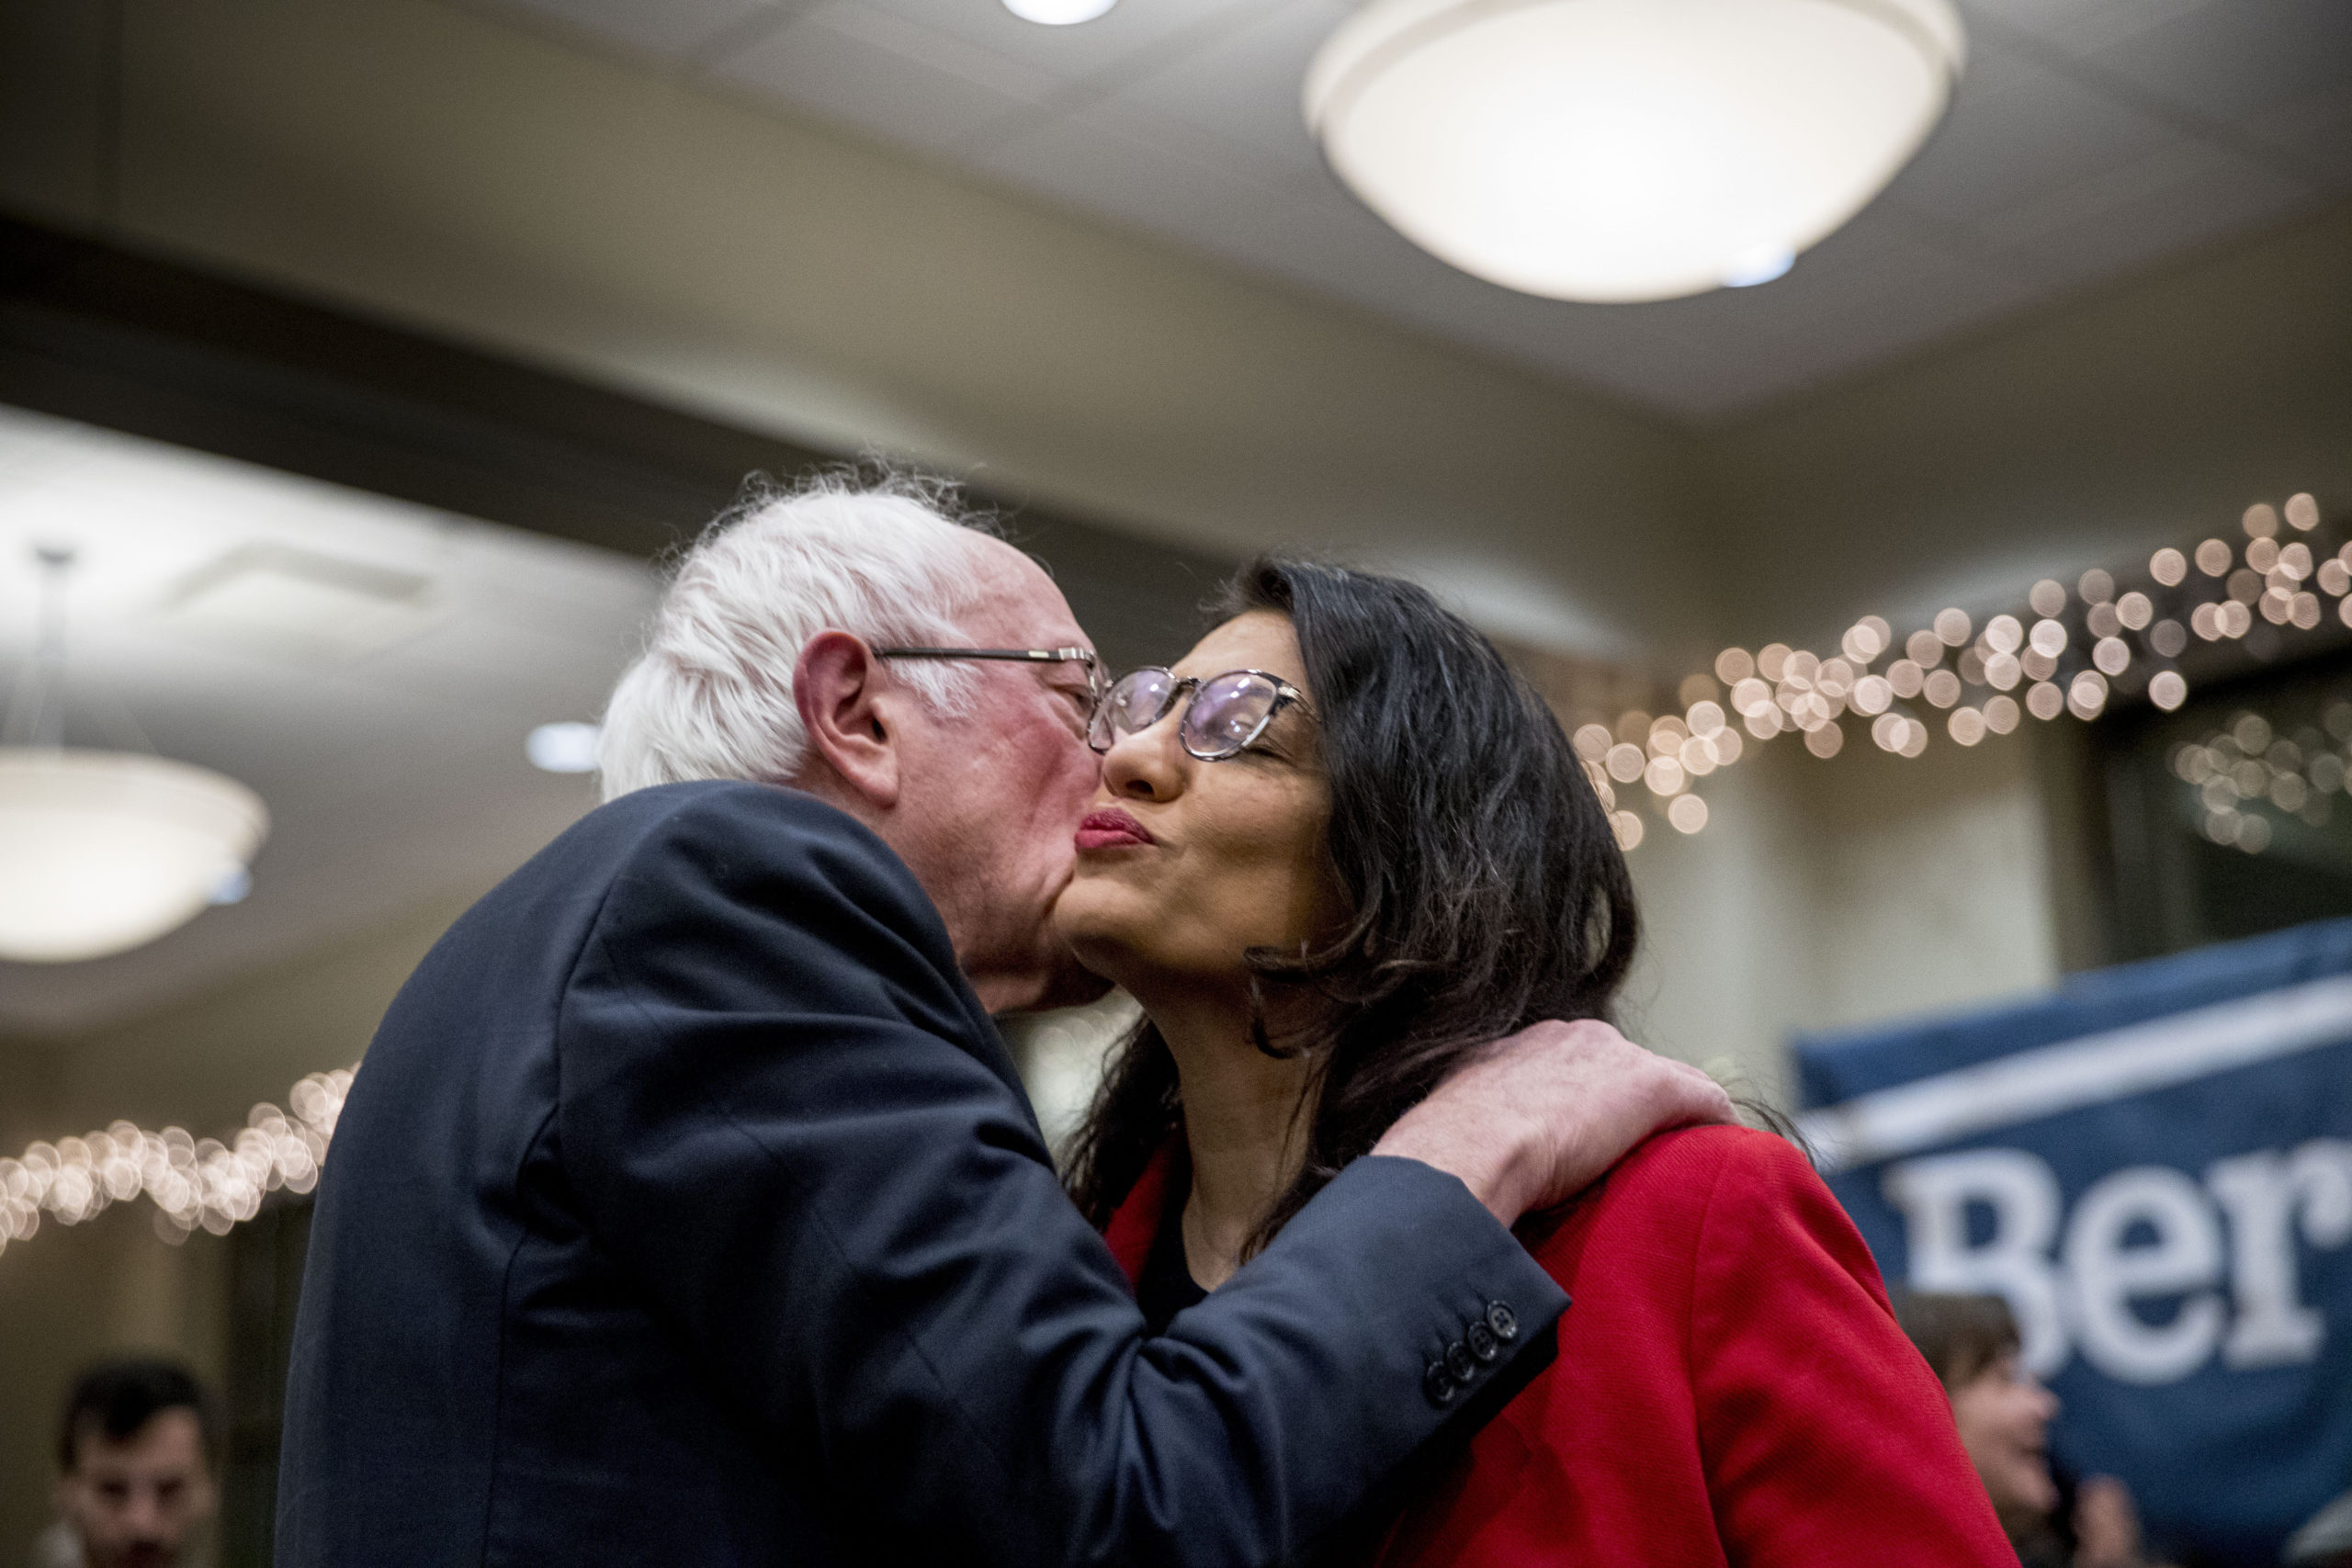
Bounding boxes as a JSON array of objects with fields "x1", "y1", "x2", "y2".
[{"x1": 1062, "y1": 558, "x2": 1641, "y2": 1247}]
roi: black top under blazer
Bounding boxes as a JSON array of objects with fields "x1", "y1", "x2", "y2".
[{"x1": 276, "y1": 782, "x2": 1565, "y2": 1567}]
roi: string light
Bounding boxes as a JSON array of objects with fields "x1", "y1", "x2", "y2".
[
  {"x1": 0, "y1": 1068, "x2": 351, "y2": 1254},
  {"x1": 2174, "y1": 699, "x2": 2352, "y2": 855},
  {"x1": 1593, "y1": 491, "x2": 2335, "y2": 846}
]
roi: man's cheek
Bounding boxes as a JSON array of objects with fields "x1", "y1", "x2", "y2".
[{"x1": 1040, "y1": 730, "x2": 1102, "y2": 790}]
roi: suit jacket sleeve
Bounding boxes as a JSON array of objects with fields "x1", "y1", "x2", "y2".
[
  {"x1": 554, "y1": 785, "x2": 1566, "y2": 1568},
  {"x1": 1690, "y1": 1134, "x2": 2016, "y2": 1562}
]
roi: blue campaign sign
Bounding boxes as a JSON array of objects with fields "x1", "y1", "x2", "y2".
[{"x1": 1795, "y1": 919, "x2": 2352, "y2": 1566}]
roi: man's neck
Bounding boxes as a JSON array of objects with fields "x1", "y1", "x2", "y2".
[
  {"x1": 786, "y1": 766, "x2": 1049, "y2": 1014},
  {"x1": 1144, "y1": 984, "x2": 1317, "y2": 1292}
]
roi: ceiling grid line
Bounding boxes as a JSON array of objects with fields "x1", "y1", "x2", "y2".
[
  {"x1": 1956, "y1": 4, "x2": 2333, "y2": 195},
  {"x1": 683, "y1": 0, "x2": 813, "y2": 71}
]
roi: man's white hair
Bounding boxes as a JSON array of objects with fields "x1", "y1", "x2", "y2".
[{"x1": 599, "y1": 471, "x2": 996, "y2": 800}]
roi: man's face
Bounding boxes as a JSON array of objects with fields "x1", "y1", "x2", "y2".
[
  {"x1": 54, "y1": 1409, "x2": 217, "y2": 1568},
  {"x1": 887, "y1": 538, "x2": 1113, "y2": 1014}
]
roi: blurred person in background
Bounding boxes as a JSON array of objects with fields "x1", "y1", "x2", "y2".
[
  {"x1": 38, "y1": 1359, "x2": 219, "y2": 1568},
  {"x1": 1897, "y1": 1292, "x2": 2166, "y2": 1568}
]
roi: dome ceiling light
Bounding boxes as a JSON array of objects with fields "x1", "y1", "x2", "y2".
[
  {"x1": 1003, "y1": 0, "x2": 1117, "y2": 24},
  {"x1": 1304, "y1": 0, "x2": 1966, "y2": 303},
  {"x1": 0, "y1": 547, "x2": 268, "y2": 964}
]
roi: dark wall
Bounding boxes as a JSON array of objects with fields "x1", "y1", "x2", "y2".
[
  {"x1": 0, "y1": 213, "x2": 1237, "y2": 671},
  {"x1": 220, "y1": 1201, "x2": 309, "y2": 1568}
]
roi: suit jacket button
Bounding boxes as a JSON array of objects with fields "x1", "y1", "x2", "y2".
[
  {"x1": 1444, "y1": 1339, "x2": 1476, "y2": 1381},
  {"x1": 1423, "y1": 1361, "x2": 1458, "y2": 1406},
  {"x1": 1466, "y1": 1321, "x2": 1499, "y2": 1362},
  {"x1": 1485, "y1": 1301, "x2": 1518, "y2": 1342}
]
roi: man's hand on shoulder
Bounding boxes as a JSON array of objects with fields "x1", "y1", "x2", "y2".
[{"x1": 1371, "y1": 1020, "x2": 1735, "y2": 1227}]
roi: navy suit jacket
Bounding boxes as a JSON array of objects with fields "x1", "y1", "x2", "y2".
[{"x1": 277, "y1": 782, "x2": 1566, "y2": 1566}]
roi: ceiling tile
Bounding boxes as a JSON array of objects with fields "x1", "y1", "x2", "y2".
[
  {"x1": 1625, "y1": 231, "x2": 2018, "y2": 402},
  {"x1": 1674, "y1": 214, "x2": 1977, "y2": 335},
  {"x1": 2041, "y1": 0, "x2": 2283, "y2": 60},
  {"x1": 2059, "y1": 0, "x2": 2352, "y2": 186},
  {"x1": 1057, "y1": 93, "x2": 1323, "y2": 194},
  {"x1": 1954, "y1": 0, "x2": 2197, "y2": 46},
  {"x1": 972, "y1": 129, "x2": 1693, "y2": 396},
  {"x1": 1723, "y1": 272, "x2": 2048, "y2": 406},
  {"x1": 487, "y1": 0, "x2": 786, "y2": 59},
  {"x1": 1203, "y1": 186, "x2": 1486, "y2": 301},
  {"x1": 714, "y1": 4, "x2": 1059, "y2": 158},
  {"x1": 1886, "y1": 41, "x2": 2190, "y2": 227},
  {"x1": 1967, "y1": 138, "x2": 2315, "y2": 287},
  {"x1": 1203, "y1": 201, "x2": 1736, "y2": 404},
  {"x1": 1110, "y1": 0, "x2": 1353, "y2": 176},
  {"x1": 973, "y1": 100, "x2": 1297, "y2": 245},
  {"x1": 2251, "y1": 96, "x2": 2352, "y2": 192}
]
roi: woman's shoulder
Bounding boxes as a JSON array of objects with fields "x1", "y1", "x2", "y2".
[
  {"x1": 1519, "y1": 1122, "x2": 1839, "y2": 1270},
  {"x1": 1591, "y1": 1121, "x2": 1820, "y2": 1209}
]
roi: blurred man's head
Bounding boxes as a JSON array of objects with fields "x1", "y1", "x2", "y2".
[
  {"x1": 600, "y1": 471, "x2": 1110, "y2": 1013},
  {"x1": 1895, "y1": 1292, "x2": 2060, "y2": 1530},
  {"x1": 52, "y1": 1359, "x2": 220, "y2": 1568}
]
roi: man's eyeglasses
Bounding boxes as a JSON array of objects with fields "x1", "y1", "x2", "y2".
[
  {"x1": 872, "y1": 646, "x2": 1109, "y2": 718},
  {"x1": 1088, "y1": 667, "x2": 1312, "y2": 761}
]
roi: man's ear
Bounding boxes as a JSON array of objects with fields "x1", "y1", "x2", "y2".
[{"x1": 795, "y1": 631, "x2": 900, "y2": 808}]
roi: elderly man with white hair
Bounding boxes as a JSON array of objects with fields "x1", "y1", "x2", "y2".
[{"x1": 277, "y1": 472, "x2": 1728, "y2": 1568}]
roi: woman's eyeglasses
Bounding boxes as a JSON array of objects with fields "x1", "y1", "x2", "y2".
[{"x1": 1088, "y1": 667, "x2": 1312, "y2": 761}]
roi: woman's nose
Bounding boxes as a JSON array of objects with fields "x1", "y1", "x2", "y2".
[{"x1": 1101, "y1": 717, "x2": 1188, "y2": 801}]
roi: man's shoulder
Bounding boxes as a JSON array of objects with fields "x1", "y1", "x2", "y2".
[
  {"x1": 574, "y1": 780, "x2": 954, "y2": 961},
  {"x1": 590, "y1": 777, "x2": 859, "y2": 841},
  {"x1": 439, "y1": 780, "x2": 942, "y2": 985},
  {"x1": 578, "y1": 781, "x2": 917, "y2": 899}
]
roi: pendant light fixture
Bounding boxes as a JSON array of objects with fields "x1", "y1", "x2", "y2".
[
  {"x1": 0, "y1": 547, "x2": 267, "y2": 963},
  {"x1": 1003, "y1": 0, "x2": 1116, "y2": 23},
  {"x1": 1305, "y1": 0, "x2": 1965, "y2": 303}
]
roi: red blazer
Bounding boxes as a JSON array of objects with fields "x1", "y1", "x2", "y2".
[{"x1": 1105, "y1": 1125, "x2": 2014, "y2": 1567}]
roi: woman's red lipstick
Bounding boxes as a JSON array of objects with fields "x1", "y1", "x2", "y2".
[{"x1": 1076, "y1": 807, "x2": 1155, "y2": 851}]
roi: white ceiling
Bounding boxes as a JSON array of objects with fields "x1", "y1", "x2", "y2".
[
  {"x1": 473, "y1": 0, "x2": 2352, "y2": 420},
  {"x1": 0, "y1": 406, "x2": 655, "y2": 1037}
]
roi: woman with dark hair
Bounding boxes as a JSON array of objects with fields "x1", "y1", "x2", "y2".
[
  {"x1": 1054, "y1": 559, "x2": 2013, "y2": 1563},
  {"x1": 1897, "y1": 1292, "x2": 2164, "y2": 1568}
]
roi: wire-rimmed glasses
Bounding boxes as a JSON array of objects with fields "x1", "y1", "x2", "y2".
[
  {"x1": 1087, "y1": 667, "x2": 1312, "y2": 761},
  {"x1": 872, "y1": 646, "x2": 1108, "y2": 725}
]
